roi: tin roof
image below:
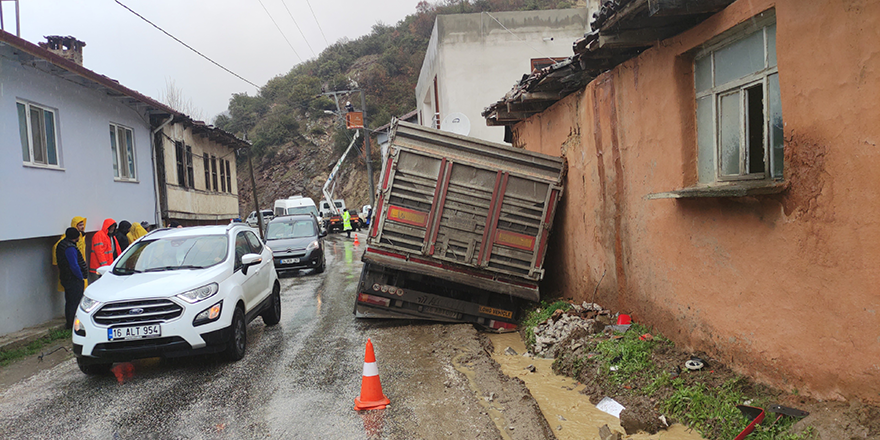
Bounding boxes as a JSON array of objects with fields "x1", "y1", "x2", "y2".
[
  {"x1": 0, "y1": 30, "x2": 249, "y2": 150},
  {"x1": 482, "y1": 0, "x2": 735, "y2": 126}
]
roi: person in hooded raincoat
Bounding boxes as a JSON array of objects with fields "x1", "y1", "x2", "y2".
[
  {"x1": 116, "y1": 220, "x2": 132, "y2": 251},
  {"x1": 52, "y1": 216, "x2": 88, "y2": 290},
  {"x1": 56, "y1": 227, "x2": 87, "y2": 328},
  {"x1": 90, "y1": 218, "x2": 121, "y2": 279},
  {"x1": 127, "y1": 221, "x2": 148, "y2": 244},
  {"x1": 342, "y1": 209, "x2": 353, "y2": 238}
]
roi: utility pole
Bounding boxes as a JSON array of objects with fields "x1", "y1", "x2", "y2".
[
  {"x1": 318, "y1": 89, "x2": 376, "y2": 208},
  {"x1": 359, "y1": 91, "x2": 376, "y2": 208},
  {"x1": 243, "y1": 135, "x2": 265, "y2": 240}
]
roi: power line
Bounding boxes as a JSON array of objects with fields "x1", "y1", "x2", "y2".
[
  {"x1": 257, "y1": 0, "x2": 302, "y2": 62},
  {"x1": 483, "y1": 11, "x2": 560, "y2": 67},
  {"x1": 114, "y1": 0, "x2": 259, "y2": 89},
  {"x1": 304, "y1": 0, "x2": 330, "y2": 47},
  {"x1": 281, "y1": 0, "x2": 317, "y2": 57}
]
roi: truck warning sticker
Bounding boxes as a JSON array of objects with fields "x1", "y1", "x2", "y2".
[
  {"x1": 479, "y1": 306, "x2": 514, "y2": 319},
  {"x1": 387, "y1": 205, "x2": 429, "y2": 227},
  {"x1": 494, "y1": 230, "x2": 536, "y2": 251}
]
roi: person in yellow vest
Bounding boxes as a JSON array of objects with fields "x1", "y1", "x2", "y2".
[
  {"x1": 52, "y1": 216, "x2": 88, "y2": 290},
  {"x1": 342, "y1": 209, "x2": 353, "y2": 238}
]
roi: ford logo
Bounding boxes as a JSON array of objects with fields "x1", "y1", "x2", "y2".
[{"x1": 129, "y1": 308, "x2": 145, "y2": 315}]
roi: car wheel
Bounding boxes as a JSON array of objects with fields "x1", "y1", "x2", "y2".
[
  {"x1": 315, "y1": 258, "x2": 325, "y2": 274},
  {"x1": 224, "y1": 307, "x2": 247, "y2": 361},
  {"x1": 77, "y1": 357, "x2": 111, "y2": 375},
  {"x1": 261, "y1": 283, "x2": 282, "y2": 326}
]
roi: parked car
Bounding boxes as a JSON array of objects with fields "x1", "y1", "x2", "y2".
[
  {"x1": 245, "y1": 209, "x2": 274, "y2": 228},
  {"x1": 72, "y1": 224, "x2": 281, "y2": 374},
  {"x1": 265, "y1": 214, "x2": 326, "y2": 273}
]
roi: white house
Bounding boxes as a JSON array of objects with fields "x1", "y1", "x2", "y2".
[
  {"x1": 415, "y1": 6, "x2": 596, "y2": 144},
  {"x1": 0, "y1": 32, "x2": 183, "y2": 335}
]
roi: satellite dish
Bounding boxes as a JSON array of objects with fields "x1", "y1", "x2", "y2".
[{"x1": 441, "y1": 112, "x2": 471, "y2": 136}]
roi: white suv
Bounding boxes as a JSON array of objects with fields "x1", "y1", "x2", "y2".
[{"x1": 72, "y1": 224, "x2": 280, "y2": 374}]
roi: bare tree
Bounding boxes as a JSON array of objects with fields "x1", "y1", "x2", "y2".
[{"x1": 159, "y1": 78, "x2": 205, "y2": 122}]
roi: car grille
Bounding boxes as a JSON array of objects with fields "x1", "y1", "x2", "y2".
[{"x1": 93, "y1": 299, "x2": 183, "y2": 326}]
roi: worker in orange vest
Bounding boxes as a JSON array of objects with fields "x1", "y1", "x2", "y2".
[{"x1": 89, "y1": 218, "x2": 122, "y2": 279}]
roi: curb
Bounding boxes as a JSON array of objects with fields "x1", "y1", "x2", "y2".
[{"x1": 0, "y1": 318, "x2": 68, "y2": 353}]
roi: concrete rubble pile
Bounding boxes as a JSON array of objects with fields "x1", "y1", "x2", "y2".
[{"x1": 531, "y1": 302, "x2": 616, "y2": 358}]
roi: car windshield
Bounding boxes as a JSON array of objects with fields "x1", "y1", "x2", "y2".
[
  {"x1": 112, "y1": 235, "x2": 228, "y2": 274},
  {"x1": 266, "y1": 220, "x2": 316, "y2": 240},
  {"x1": 287, "y1": 206, "x2": 318, "y2": 216}
]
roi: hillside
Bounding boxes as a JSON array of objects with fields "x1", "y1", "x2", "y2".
[{"x1": 220, "y1": 0, "x2": 580, "y2": 217}]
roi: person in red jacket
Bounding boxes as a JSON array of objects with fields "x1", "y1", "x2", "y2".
[{"x1": 90, "y1": 218, "x2": 121, "y2": 279}]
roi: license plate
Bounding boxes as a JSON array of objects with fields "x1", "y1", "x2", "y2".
[
  {"x1": 108, "y1": 324, "x2": 161, "y2": 341},
  {"x1": 422, "y1": 306, "x2": 460, "y2": 319},
  {"x1": 281, "y1": 258, "x2": 300, "y2": 264}
]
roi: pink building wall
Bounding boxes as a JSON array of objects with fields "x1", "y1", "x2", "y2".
[{"x1": 512, "y1": 0, "x2": 880, "y2": 402}]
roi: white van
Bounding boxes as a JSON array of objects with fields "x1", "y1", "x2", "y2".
[{"x1": 274, "y1": 195, "x2": 320, "y2": 218}]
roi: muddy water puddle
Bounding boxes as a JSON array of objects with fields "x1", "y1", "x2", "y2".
[{"x1": 487, "y1": 332, "x2": 705, "y2": 440}]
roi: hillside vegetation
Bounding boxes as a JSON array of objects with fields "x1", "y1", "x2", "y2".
[{"x1": 217, "y1": 0, "x2": 577, "y2": 216}]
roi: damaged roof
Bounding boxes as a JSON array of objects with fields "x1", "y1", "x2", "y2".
[
  {"x1": 483, "y1": 0, "x2": 735, "y2": 127},
  {"x1": 0, "y1": 30, "x2": 248, "y2": 150}
]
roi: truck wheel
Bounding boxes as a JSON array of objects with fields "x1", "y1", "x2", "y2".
[
  {"x1": 261, "y1": 283, "x2": 282, "y2": 326},
  {"x1": 224, "y1": 307, "x2": 247, "y2": 361},
  {"x1": 77, "y1": 357, "x2": 111, "y2": 375}
]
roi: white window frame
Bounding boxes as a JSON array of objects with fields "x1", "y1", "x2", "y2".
[
  {"x1": 110, "y1": 123, "x2": 137, "y2": 181},
  {"x1": 694, "y1": 11, "x2": 781, "y2": 184},
  {"x1": 17, "y1": 100, "x2": 61, "y2": 168}
]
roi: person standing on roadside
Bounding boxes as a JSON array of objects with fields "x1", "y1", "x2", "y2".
[
  {"x1": 342, "y1": 209, "x2": 353, "y2": 238},
  {"x1": 90, "y1": 218, "x2": 121, "y2": 281},
  {"x1": 57, "y1": 227, "x2": 87, "y2": 328},
  {"x1": 127, "y1": 221, "x2": 148, "y2": 244},
  {"x1": 52, "y1": 216, "x2": 88, "y2": 290},
  {"x1": 116, "y1": 220, "x2": 132, "y2": 251}
]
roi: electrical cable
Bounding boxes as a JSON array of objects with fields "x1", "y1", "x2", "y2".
[
  {"x1": 304, "y1": 0, "x2": 330, "y2": 47},
  {"x1": 256, "y1": 0, "x2": 303, "y2": 62},
  {"x1": 114, "y1": 0, "x2": 260, "y2": 88},
  {"x1": 483, "y1": 11, "x2": 561, "y2": 67},
  {"x1": 281, "y1": 0, "x2": 317, "y2": 57}
]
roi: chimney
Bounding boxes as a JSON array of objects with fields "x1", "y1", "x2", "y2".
[{"x1": 39, "y1": 36, "x2": 86, "y2": 66}]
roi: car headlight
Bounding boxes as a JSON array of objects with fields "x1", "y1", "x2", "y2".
[
  {"x1": 176, "y1": 283, "x2": 219, "y2": 303},
  {"x1": 306, "y1": 240, "x2": 320, "y2": 251},
  {"x1": 79, "y1": 296, "x2": 101, "y2": 313}
]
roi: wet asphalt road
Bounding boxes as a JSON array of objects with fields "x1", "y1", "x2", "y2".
[{"x1": 0, "y1": 235, "x2": 401, "y2": 439}]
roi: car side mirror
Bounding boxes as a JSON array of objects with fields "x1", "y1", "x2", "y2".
[
  {"x1": 241, "y1": 253, "x2": 262, "y2": 275},
  {"x1": 96, "y1": 265, "x2": 111, "y2": 276}
]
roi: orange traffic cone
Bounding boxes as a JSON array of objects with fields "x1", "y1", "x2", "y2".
[
  {"x1": 354, "y1": 338, "x2": 390, "y2": 411},
  {"x1": 353, "y1": 233, "x2": 360, "y2": 245}
]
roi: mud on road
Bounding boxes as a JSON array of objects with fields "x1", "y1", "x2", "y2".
[{"x1": 368, "y1": 322, "x2": 556, "y2": 440}]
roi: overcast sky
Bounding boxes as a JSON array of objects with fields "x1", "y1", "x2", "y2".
[{"x1": 6, "y1": 0, "x2": 424, "y2": 121}]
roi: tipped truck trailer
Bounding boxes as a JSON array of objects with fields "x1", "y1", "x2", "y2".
[{"x1": 355, "y1": 121, "x2": 565, "y2": 330}]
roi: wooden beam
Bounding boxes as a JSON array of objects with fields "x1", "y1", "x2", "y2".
[
  {"x1": 598, "y1": 26, "x2": 681, "y2": 49},
  {"x1": 648, "y1": 0, "x2": 734, "y2": 17},
  {"x1": 599, "y1": 0, "x2": 648, "y2": 32}
]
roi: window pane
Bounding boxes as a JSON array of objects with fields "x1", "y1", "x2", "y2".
[
  {"x1": 17, "y1": 103, "x2": 30, "y2": 162},
  {"x1": 767, "y1": 25, "x2": 777, "y2": 68},
  {"x1": 125, "y1": 129, "x2": 135, "y2": 178},
  {"x1": 31, "y1": 108, "x2": 45, "y2": 164},
  {"x1": 110, "y1": 126, "x2": 119, "y2": 177},
  {"x1": 695, "y1": 55, "x2": 712, "y2": 93},
  {"x1": 768, "y1": 73, "x2": 784, "y2": 179},
  {"x1": 719, "y1": 92, "x2": 742, "y2": 176},
  {"x1": 714, "y1": 30, "x2": 765, "y2": 87},
  {"x1": 204, "y1": 154, "x2": 210, "y2": 189},
  {"x1": 696, "y1": 96, "x2": 714, "y2": 183},
  {"x1": 44, "y1": 110, "x2": 57, "y2": 165},
  {"x1": 745, "y1": 84, "x2": 765, "y2": 175},
  {"x1": 226, "y1": 161, "x2": 232, "y2": 193},
  {"x1": 117, "y1": 130, "x2": 127, "y2": 177}
]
